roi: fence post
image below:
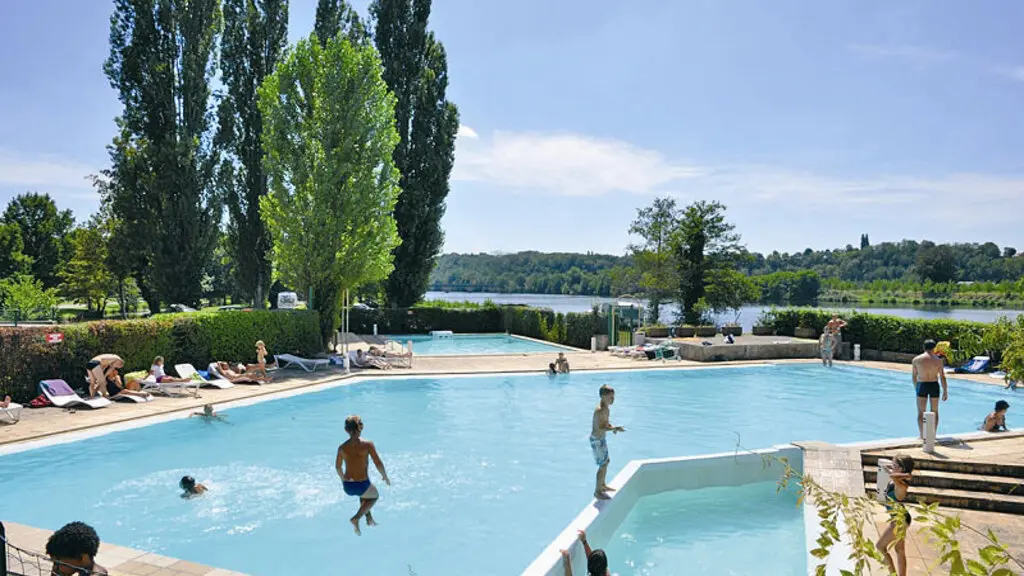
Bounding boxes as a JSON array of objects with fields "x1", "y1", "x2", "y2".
[{"x1": 13, "y1": 309, "x2": 19, "y2": 327}]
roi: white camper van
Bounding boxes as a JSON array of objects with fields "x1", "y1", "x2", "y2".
[{"x1": 277, "y1": 291, "x2": 298, "y2": 310}]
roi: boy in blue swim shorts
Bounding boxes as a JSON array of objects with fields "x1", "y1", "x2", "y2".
[
  {"x1": 336, "y1": 415, "x2": 391, "y2": 535},
  {"x1": 591, "y1": 385, "x2": 625, "y2": 500}
]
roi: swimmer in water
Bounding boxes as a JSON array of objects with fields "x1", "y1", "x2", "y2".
[
  {"x1": 189, "y1": 403, "x2": 227, "y2": 422},
  {"x1": 180, "y1": 475, "x2": 208, "y2": 498}
]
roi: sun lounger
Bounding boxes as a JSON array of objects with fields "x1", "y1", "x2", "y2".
[
  {"x1": 955, "y1": 356, "x2": 990, "y2": 374},
  {"x1": 175, "y1": 364, "x2": 234, "y2": 389},
  {"x1": 39, "y1": 379, "x2": 112, "y2": 409},
  {"x1": 275, "y1": 353, "x2": 329, "y2": 373},
  {"x1": 0, "y1": 402, "x2": 22, "y2": 424}
]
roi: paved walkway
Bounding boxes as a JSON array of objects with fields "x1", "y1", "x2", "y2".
[{"x1": 799, "y1": 437, "x2": 1024, "y2": 576}]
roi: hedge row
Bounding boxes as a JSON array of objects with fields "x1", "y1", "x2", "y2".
[
  {"x1": 765, "y1": 308, "x2": 991, "y2": 355},
  {"x1": 0, "y1": 310, "x2": 321, "y2": 402},
  {"x1": 346, "y1": 306, "x2": 503, "y2": 334},
  {"x1": 347, "y1": 305, "x2": 607, "y2": 350}
]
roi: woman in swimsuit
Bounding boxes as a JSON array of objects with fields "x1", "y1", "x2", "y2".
[{"x1": 876, "y1": 453, "x2": 915, "y2": 576}]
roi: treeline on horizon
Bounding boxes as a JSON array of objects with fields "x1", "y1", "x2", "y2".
[{"x1": 428, "y1": 238, "x2": 1024, "y2": 303}]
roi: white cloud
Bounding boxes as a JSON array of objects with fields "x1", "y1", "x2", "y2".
[
  {"x1": 451, "y1": 129, "x2": 1024, "y2": 225},
  {"x1": 848, "y1": 43, "x2": 958, "y2": 65},
  {"x1": 457, "y1": 124, "x2": 479, "y2": 140},
  {"x1": 849, "y1": 44, "x2": 1024, "y2": 83},
  {"x1": 454, "y1": 131, "x2": 703, "y2": 196},
  {"x1": 0, "y1": 149, "x2": 98, "y2": 197}
]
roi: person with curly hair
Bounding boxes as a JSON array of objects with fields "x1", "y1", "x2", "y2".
[{"x1": 46, "y1": 521, "x2": 108, "y2": 575}]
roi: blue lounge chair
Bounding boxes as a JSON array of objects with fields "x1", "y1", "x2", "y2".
[{"x1": 955, "y1": 356, "x2": 990, "y2": 374}]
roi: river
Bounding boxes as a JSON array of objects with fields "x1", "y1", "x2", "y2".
[{"x1": 423, "y1": 291, "x2": 1022, "y2": 331}]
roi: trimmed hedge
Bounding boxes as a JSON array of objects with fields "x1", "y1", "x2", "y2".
[
  {"x1": 346, "y1": 306, "x2": 503, "y2": 334},
  {"x1": 347, "y1": 305, "x2": 607, "y2": 350},
  {"x1": 765, "y1": 308, "x2": 990, "y2": 355},
  {"x1": 0, "y1": 310, "x2": 321, "y2": 402},
  {"x1": 502, "y1": 306, "x2": 606, "y2": 350}
]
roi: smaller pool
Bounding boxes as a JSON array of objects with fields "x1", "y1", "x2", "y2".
[
  {"x1": 383, "y1": 333, "x2": 570, "y2": 355},
  {"x1": 604, "y1": 481, "x2": 805, "y2": 575}
]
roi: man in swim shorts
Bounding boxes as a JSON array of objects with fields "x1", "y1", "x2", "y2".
[
  {"x1": 912, "y1": 339, "x2": 948, "y2": 439},
  {"x1": 591, "y1": 385, "x2": 625, "y2": 500},
  {"x1": 336, "y1": 414, "x2": 390, "y2": 535}
]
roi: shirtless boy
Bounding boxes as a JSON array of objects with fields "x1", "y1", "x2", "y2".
[
  {"x1": 591, "y1": 385, "x2": 625, "y2": 500},
  {"x1": 336, "y1": 415, "x2": 390, "y2": 535},
  {"x1": 911, "y1": 340, "x2": 948, "y2": 439}
]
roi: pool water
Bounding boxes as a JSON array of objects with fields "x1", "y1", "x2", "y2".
[
  {"x1": 605, "y1": 482, "x2": 805, "y2": 576},
  {"x1": 384, "y1": 333, "x2": 569, "y2": 355},
  {"x1": 0, "y1": 365, "x2": 1012, "y2": 575}
]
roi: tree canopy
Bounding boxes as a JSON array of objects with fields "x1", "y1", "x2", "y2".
[
  {"x1": 259, "y1": 34, "x2": 402, "y2": 345},
  {"x1": 1, "y1": 192, "x2": 73, "y2": 288}
]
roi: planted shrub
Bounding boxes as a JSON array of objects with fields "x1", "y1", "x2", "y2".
[{"x1": 0, "y1": 310, "x2": 320, "y2": 402}]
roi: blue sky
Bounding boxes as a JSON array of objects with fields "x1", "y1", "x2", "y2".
[{"x1": 2, "y1": 0, "x2": 1023, "y2": 256}]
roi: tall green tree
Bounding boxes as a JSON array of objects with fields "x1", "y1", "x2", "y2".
[
  {"x1": 670, "y1": 201, "x2": 744, "y2": 325},
  {"x1": 314, "y1": 0, "x2": 367, "y2": 45},
  {"x1": 104, "y1": 0, "x2": 223, "y2": 308},
  {"x1": 372, "y1": 0, "x2": 459, "y2": 307},
  {"x1": 218, "y1": 0, "x2": 289, "y2": 308},
  {"x1": 916, "y1": 243, "x2": 958, "y2": 284},
  {"x1": 0, "y1": 223, "x2": 32, "y2": 279},
  {"x1": 259, "y1": 35, "x2": 402, "y2": 345},
  {"x1": 628, "y1": 197, "x2": 680, "y2": 323},
  {"x1": 1, "y1": 192, "x2": 74, "y2": 288},
  {"x1": 60, "y1": 216, "x2": 115, "y2": 315}
]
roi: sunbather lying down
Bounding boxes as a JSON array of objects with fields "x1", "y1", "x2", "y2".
[
  {"x1": 367, "y1": 345, "x2": 411, "y2": 358},
  {"x1": 215, "y1": 362, "x2": 268, "y2": 383},
  {"x1": 351, "y1": 349, "x2": 391, "y2": 370}
]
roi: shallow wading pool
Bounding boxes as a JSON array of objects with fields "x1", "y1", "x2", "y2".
[
  {"x1": 0, "y1": 365, "x2": 1011, "y2": 575},
  {"x1": 381, "y1": 333, "x2": 570, "y2": 355}
]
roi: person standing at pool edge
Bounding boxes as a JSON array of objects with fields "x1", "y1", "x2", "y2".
[
  {"x1": 912, "y1": 340, "x2": 948, "y2": 439},
  {"x1": 336, "y1": 414, "x2": 390, "y2": 535},
  {"x1": 591, "y1": 385, "x2": 625, "y2": 500}
]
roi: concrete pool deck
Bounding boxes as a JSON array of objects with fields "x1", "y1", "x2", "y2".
[{"x1": 1, "y1": 350, "x2": 1018, "y2": 576}]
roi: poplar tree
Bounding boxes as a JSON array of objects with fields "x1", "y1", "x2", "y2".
[
  {"x1": 104, "y1": 0, "x2": 223, "y2": 308},
  {"x1": 218, "y1": 0, "x2": 289, "y2": 307},
  {"x1": 371, "y1": 0, "x2": 459, "y2": 307}
]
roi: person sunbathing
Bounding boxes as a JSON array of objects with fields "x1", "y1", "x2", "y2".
[
  {"x1": 0, "y1": 395, "x2": 11, "y2": 408},
  {"x1": 352, "y1": 349, "x2": 391, "y2": 370},
  {"x1": 104, "y1": 368, "x2": 152, "y2": 400},
  {"x1": 368, "y1": 345, "x2": 411, "y2": 359},
  {"x1": 149, "y1": 356, "x2": 193, "y2": 384},
  {"x1": 215, "y1": 362, "x2": 266, "y2": 383}
]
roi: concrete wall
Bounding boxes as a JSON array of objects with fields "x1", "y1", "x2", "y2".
[
  {"x1": 674, "y1": 341, "x2": 820, "y2": 362},
  {"x1": 860, "y1": 349, "x2": 917, "y2": 364},
  {"x1": 521, "y1": 446, "x2": 804, "y2": 576}
]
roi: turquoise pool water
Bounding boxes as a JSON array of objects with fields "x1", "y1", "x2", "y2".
[
  {"x1": 384, "y1": 333, "x2": 568, "y2": 355},
  {"x1": 0, "y1": 365, "x2": 1013, "y2": 575},
  {"x1": 605, "y1": 482, "x2": 805, "y2": 576}
]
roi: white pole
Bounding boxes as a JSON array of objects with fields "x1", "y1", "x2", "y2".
[
  {"x1": 876, "y1": 458, "x2": 892, "y2": 503},
  {"x1": 923, "y1": 412, "x2": 937, "y2": 453},
  {"x1": 344, "y1": 290, "x2": 350, "y2": 374}
]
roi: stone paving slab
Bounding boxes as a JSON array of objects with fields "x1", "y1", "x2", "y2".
[{"x1": 865, "y1": 434, "x2": 1024, "y2": 467}]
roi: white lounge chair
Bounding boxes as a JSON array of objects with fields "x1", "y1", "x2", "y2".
[
  {"x1": 0, "y1": 401, "x2": 22, "y2": 424},
  {"x1": 175, "y1": 364, "x2": 234, "y2": 389},
  {"x1": 39, "y1": 379, "x2": 112, "y2": 409},
  {"x1": 275, "y1": 353, "x2": 329, "y2": 373}
]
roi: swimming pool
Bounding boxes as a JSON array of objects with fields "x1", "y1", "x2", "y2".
[
  {"x1": 384, "y1": 333, "x2": 570, "y2": 355},
  {"x1": 604, "y1": 481, "x2": 805, "y2": 576},
  {"x1": 0, "y1": 365, "x2": 1012, "y2": 575}
]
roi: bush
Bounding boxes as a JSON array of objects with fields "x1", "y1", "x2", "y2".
[
  {"x1": 503, "y1": 306, "x2": 606, "y2": 349},
  {"x1": 0, "y1": 310, "x2": 320, "y2": 402},
  {"x1": 347, "y1": 306, "x2": 503, "y2": 334},
  {"x1": 764, "y1": 308, "x2": 992, "y2": 355}
]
